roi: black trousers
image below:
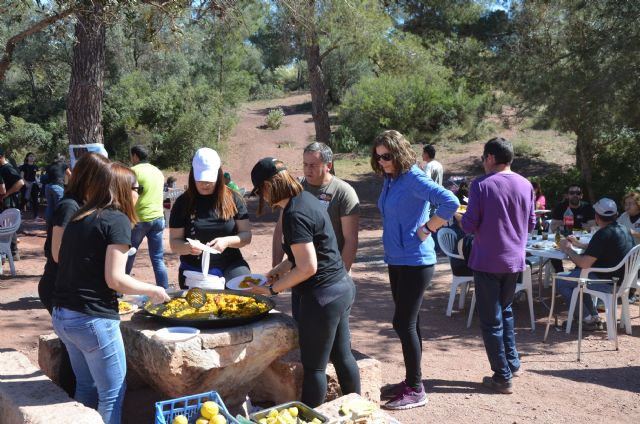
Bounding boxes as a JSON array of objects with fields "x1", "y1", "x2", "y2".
[
  {"x1": 298, "y1": 277, "x2": 360, "y2": 407},
  {"x1": 388, "y1": 264, "x2": 435, "y2": 389}
]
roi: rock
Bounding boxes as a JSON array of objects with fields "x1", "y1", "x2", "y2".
[
  {"x1": 121, "y1": 311, "x2": 298, "y2": 407},
  {"x1": 0, "y1": 350, "x2": 102, "y2": 424},
  {"x1": 249, "y1": 349, "x2": 381, "y2": 405}
]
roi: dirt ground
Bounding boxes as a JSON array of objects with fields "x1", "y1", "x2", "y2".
[{"x1": 1, "y1": 93, "x2": 639, "y2": 423}]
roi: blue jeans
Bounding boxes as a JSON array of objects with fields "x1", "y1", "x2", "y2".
[
  {"x1": 126, "y1": 217, "x2": 169, "y2": 288},
  {"x1": 51, "y1": 307, "x2": 126, "y2": 424},
  {"x1": 555, "y1": 269, "x2": 613, "y2": 319},
  {"x1": 45, "y1": 184, "x2": 64, "y2": 225},
  {"x1": 473, "y1": 271, "x2": 521, "y2": 382}
]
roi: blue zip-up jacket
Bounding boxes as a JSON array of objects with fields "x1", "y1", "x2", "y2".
[{"x1": 378, "y1": 165, "x2": 459, "y2": 266}]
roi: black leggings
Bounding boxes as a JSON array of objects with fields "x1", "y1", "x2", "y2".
[
  {"x1": 388, "y1": 264, "x2": 435, "y2": 389},
  {"x1": 298, "y1": 279, "x2": 361, "y2": 407}
]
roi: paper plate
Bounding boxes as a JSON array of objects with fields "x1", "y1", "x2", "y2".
[
  {"x1": 226, "y1": 274, "x2": 267, "y2": 291},
  {"x1": 154, "y1": 327, "x2": 200, "y2": 343}
]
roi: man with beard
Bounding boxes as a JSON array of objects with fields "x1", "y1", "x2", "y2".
[{"x1": 550, "y1": 185, "x2": 596, "y2": 272}]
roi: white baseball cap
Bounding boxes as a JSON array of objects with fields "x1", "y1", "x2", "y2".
[
  {"x1": 593, "y1": 197, "x2": 618, "y2": 217},
  {"x1": 192, "y1": 148, "x2": 220, "y2": 182}
]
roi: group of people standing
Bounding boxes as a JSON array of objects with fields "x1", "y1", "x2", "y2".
[{"x1": 39, "y1": 128, "x2": 634, "y2": 423}]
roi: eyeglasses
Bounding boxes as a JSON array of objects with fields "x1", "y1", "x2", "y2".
[
  {"x1": 374, "y1": 153, "x2": 393, "y2": 162},
  {"x1": 132, "y1": 185, "x2": 144, "y2": 194},
  {"x1": 568, "y1": 190, "x2": 582, "y2": 195}
]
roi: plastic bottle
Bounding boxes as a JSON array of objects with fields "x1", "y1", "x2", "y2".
[
  {"x1": 563, "y1": 207, "x2": 574, "y2": 235},
  {"x1": 537, "y1": 216, "x2": 544, "y2": 236}
]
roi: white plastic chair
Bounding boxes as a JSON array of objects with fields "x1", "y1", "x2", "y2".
[
  {"x1": 0, "y1": 208, "x2": 21, "y2": 276},
  {"x1": 437, "y1": 228, "x2": 474, "y2": 317},
  {"x1": 466, "y1": 264, "x2": 536, "y2": 330},
  {"x1": 559, "y1": 244, "x2": 640, "y2": 340}
]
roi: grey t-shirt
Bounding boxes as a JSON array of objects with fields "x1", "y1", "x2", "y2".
[{"x1": 301, "y1": 176, "x2": 360, "y2": 252}]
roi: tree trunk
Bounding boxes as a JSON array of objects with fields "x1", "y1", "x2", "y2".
[
  {"x1": 305, "y1": 37, "x2": 331, "y2": 145},
  {"x1": 575, "y1": 130, "x2": 595, "y2": 202},
  {"x1": 66, "y1": 1, "x2": 106, "y2": 146}
]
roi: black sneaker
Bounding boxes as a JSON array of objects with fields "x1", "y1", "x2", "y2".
[{"x1": 482, "y1": 376, "x2": 513, "y2": 394}]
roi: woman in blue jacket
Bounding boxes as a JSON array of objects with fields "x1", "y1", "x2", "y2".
[{"x1": 372, "y1": 130, "x2": 459, "y2": 410}]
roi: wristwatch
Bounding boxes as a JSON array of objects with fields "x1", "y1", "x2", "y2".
[{"x1": 268, "y1": 284, "x2": 279, "y2": 296}]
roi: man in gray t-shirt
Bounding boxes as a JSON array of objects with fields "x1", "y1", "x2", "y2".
[{"x1": 272, "y1": 142, "x2": 360, "y2": 271}]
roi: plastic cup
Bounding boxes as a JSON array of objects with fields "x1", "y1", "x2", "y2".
[{"x1": 542, "y1": 232, "x2": 549, "y2": 241}]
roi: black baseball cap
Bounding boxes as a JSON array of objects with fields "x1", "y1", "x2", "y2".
[{"x1": 250, "y1": 157, "x2": 287, "y2": 195}]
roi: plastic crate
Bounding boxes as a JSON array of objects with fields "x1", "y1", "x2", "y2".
[{"x1": 155, "y1": 391, "x2": 238, "y2": 424}]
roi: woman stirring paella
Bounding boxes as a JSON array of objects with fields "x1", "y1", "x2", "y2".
[{"x1": 247, "y1": 157, "x2": 361, "y2": 408}]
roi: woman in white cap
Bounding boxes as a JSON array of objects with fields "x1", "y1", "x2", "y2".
[
  {"x1": 169, "y1": 148, "x2": 252, "y2": 288},
  {"x1": 248, "y1": 157, "x2": 360, "y2": 408}
]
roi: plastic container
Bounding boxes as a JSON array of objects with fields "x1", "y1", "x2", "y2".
[
  {"x1": 155, "y1": 391, "x2": 239, "y2": 424},
  {"x1": 183, "y1": 271, "x2": 225, "y2": 290},
  {"x1": 250, "y1": 401, "x2": 329, "y2": 424}
]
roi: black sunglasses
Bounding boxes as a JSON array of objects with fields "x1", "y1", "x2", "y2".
[
  {"x1": 568, "y1": 190, "x2": 581, "y2": 195},
  {"x1": 374, "y1": 153, "x2": 393, "y2": 162},
  {"x1": 132, "y1": 185, "x2": 144, "y2": 194}
]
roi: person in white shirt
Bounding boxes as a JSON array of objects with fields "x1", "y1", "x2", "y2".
[{"x1": 422, "y1": 144, "x2": 443, "y2": 186}]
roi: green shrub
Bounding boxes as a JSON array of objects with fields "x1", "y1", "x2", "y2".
[
  {"x1": 338, "y1": 74, "x2": 492, "y2": 145},
  {"x1": 331, "y1": 127, "x2": 359, "y2": 153},
  {"x1": 513, "y1": 141, "x2": 541, "y2": 158},
  {"x1": 249, "y1": 83, "x2": 285, "y2": 101},
  {"x1": 265, "y1": 108, "x2": 285, "y2": 130}
]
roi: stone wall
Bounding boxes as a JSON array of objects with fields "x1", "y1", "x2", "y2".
[{"x1": 0, "y1": 349, "x2": 102, "y2": 424}]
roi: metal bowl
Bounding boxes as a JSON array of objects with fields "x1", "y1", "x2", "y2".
[{"x1": 142, "y1": 289, "x2": 275, "y2": 329}]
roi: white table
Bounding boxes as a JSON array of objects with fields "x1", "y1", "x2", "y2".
[{"x1": 525, "y1": 234, "x2": 591, "y2": 307}]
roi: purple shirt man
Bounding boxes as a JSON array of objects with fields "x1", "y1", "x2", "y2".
[
  {"x1": 462, "y1": 173, "x2": 536, "y2": 273},
  {"x1": 458, "y1": 137, "x2": 535, "y2": 395}
]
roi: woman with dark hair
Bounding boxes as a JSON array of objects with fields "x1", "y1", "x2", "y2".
[
  {"x1": 51, "y1": 162, "x2": 170, "y2": 424},
  {"x1": 19, "y1": 152, "x2": 39, "y2": 217},
  {"x1": 248, "y1": 157, "x2": 360, "y2": 408},
  {"x1": 532, "y1": 181, "x2": 546, "y2": 210},
  {"x1": 169, "y1": 148, "x2": 252, "y2": 288},
  {"x1": 38, "y1": 152, "x2": 110, "y2": 395},
  {"x1": 371, "y1": 130, "x2": 459, "y2": 410}
]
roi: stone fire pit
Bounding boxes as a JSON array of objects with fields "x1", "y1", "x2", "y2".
[{"x1": 120, "y1": 311, "x2": 298, "y2": 406}]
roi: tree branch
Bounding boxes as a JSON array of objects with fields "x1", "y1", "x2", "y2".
[{"x1": 0, "y1": 7, "x2": 76, "y2": 81}]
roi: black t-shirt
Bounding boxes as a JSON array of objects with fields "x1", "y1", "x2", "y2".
[
  {"x1": 0, "y1": 163, "x2": 21, "y2": 190},
  {"x1": 282, "y1": 191, "x2": 346, "y2": 294},
  {"x1": 584, "y1": 222, "x2": 634, "y2": 280},
  {"x1": 19, "y1": 163, "x2": 38, "y2": 182},
  {"x1": 169, "y1": 191, "x2": 248, "y2": 271},
  {"x1": 46, "y1": 162, "x2": 68, "y2": 186},
  {"x1": 43, "y1": 197, "x2": 82, "y2": 276},
  {"x1": 551, "y1": 200, "x2": 595, "y2": 228},
  {"x1": 53, "y1": 208, "x2": 131, "y2": 319}
]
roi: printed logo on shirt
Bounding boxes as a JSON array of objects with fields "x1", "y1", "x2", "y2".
[{"x1": 317, "y1": 193, "x2": 332, "y2": 209}]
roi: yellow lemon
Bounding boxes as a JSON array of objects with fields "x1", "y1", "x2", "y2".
[
  {"x1": 200, "y1": 401, "x2": 220, "y2": 419},
  {"x1": 287, "y1": 407, "x2": 299, "y2": 418},
  {"x1": 195, "y1": 418, "x2": 209, "y2": 424},
  {"x1": 172, "y1": 415, "x2": 188, "y2": 424},
  {"x1": 210, "y1": 415, "x2": 227, "y2": 424}
]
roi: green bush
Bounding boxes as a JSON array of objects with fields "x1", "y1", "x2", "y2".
[
  {"x1": 265, "y1": 108, "x2": 285, "y2": 130},
  {"x1": 338, "y1": 74, "x2": 491, "y2": 145},
  {"x1": 331, "y1": 127, "x2": 360, "y2": 153},
  {"x1": 249, "y1": 83, "x2": 285, "y2": 101}
]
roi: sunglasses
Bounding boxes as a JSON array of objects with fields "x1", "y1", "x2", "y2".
[
  {"x1": 132, "y1": 185, "x2": 144, "y2": 194},
  {"x1": 568, "y1": 191, "x2": 582, "y2": 195},
  {"x1": 374, "y1": 153, "x2": 393, "y2": 162}
]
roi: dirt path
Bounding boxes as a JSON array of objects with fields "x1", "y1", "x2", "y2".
[{"x1": 1, "y1": 94, "x2": 639, "y2": 423}]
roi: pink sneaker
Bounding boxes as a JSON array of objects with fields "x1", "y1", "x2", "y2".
[{"x1": 383, "y1": 384, "x2": 428, "y2": 410}]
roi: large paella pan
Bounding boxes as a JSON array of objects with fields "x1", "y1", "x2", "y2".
[{"x1": 142, "y1": 289, "x2": 275, "y2": 329}]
